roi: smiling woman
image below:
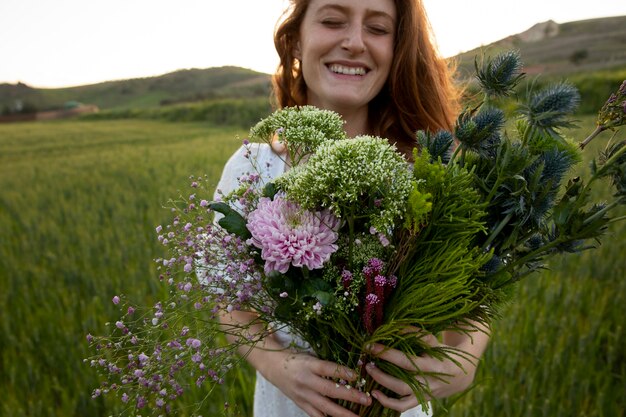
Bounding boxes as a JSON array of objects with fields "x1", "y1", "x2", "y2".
[
  {"x1": 215, "y1": 1, "x2": 486, "y2": 417},
  {"x1": 272, "y1": 0, "x2": 460, "y2": 156}
]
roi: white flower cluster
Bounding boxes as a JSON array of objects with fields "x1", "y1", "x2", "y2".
[
  {"x1": 276, "y1": 135, "x2": 413, "y2": 233},
  {"x1": 249, "y1": 105, "x2": 347, "y2": 163}
]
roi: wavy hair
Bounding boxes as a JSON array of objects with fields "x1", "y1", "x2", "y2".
[{"x1": 272, "y1": 0, "x2": 460, "y2": 156}]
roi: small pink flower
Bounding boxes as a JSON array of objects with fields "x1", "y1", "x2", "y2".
[
  {"x1": 365, "y1": 294, "x2": 379, "y2": 305},
  {"x1": 186, "y1": 338, "x2": 201, "y2": 349}
]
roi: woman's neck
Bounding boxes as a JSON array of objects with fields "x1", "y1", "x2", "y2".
[
  {"x1": 306, "y1": 98, "x2": 370, "y2": 138},
  {"x1": 336, "y1": 107, "x2": 370, "y2": 138}
]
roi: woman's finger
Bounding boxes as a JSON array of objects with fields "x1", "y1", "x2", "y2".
[
  {"x1": 370, "y1": 389, "x2": 420, "y2": 413},
  {"x1": 316, "y1": 394, "x2": 368, "y2": 417},
  {"x1": 297, "y1": 358, "x2": 372, "y2": 409},
  {"x1": 364, "y1": 361, "x2": 413, "y2": 396},
  {"x1": 367, "y1": 343, "x2": 423, "y2": 372},
  {"x1": 312, "y1": 359, "x2": 359, "y2": 382},
  {"x1": 314, "y1": 376, "x2": 372, "y2": 407}
]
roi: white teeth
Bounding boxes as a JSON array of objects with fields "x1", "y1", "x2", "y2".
[{"x1": 329, "y1": 64, "x2": 367, "y2": 76}]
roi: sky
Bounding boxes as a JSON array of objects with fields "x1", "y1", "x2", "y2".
[{"x1": 1, "y1": 0, "x2": 625, "y2": 89}]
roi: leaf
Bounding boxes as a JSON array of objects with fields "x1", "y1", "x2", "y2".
[
  {"x1": 208, "y1": 202, "x2": 251, "y2": 239},
  {"x1": 263, "y1": 182, "x2": 278, "y2": 199},
  {"x1": 302, "y1": 278, "x2": 334, "y2": 306}
]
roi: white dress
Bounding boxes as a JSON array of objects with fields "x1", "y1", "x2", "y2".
[{"x1": 215, "y1": 143, "x2": 432, "y2": 417}]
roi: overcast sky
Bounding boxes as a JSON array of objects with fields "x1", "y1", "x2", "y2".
[{"x1": 1, "y1": 0, "x2": 624, "y2": 88}]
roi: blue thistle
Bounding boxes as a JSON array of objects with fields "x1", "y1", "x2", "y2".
[
  {"x1": 525, "y1": 234, "x2": 545, "y2": 251},
  {"x1": 481, "y1": 254, "x2": 503, "y2": 274},
  {"x1": 520, "y1": 82, "x2": 580, "y2": 132},
  {"x1": 535, "y1": 148, "x2": 576, "y2": 185},
  {"x1": 455, "y1": 107, "x2": 505, "y2": 153},
  {"x1": 475, "y1": 50, "x2": 525, "y2": 98},
  {"x1": 416, "y1": 129, "x2": 454, "y2": 163}
]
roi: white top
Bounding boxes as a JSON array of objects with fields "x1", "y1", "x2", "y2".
[{"x1": 215, "y1": 143, "x2": 432, "y2": 417}]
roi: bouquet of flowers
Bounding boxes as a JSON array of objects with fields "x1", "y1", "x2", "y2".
[{"x1": 87, "y1": 51, "x2": 626, "y2": 416}]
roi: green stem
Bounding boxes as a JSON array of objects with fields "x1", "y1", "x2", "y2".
[
  {"x1": 521, "y1": 123, "x2": 533, "y2": 147},
  {"x1": 347, "y1": 212, "x2": 355, "y2": 270},
  {"x1": 609, "y1": 215, "x2": 626, "y2": 224},
  {"x1": 481, "y1": 212, "x2": 513, "y2": 251},
  {"x1": 592, "y1": 142, "x2": 626, "y2": 179},
  {"x1": 450, "y1": 144, "x2": 463, "y2": 166},
  {"x1": 459, "y1": 147, "x2": 467, "y2": 167},
  {"x1": 582, "y1": 200, "x2": 621, "y2": 226},
  {"x1": 494, "y1": 239, "x2": 563, "y2": 289},
  {"x1": 579, "y1": 125, "x2": 605, "y2": 150}
]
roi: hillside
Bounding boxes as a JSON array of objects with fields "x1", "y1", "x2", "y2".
[
  {"x1": 454, "y1": 15, "x2": 626, "y2": 79},
  {"x1": 0, "y1": 66, "x2": 271, "y2": 114}
]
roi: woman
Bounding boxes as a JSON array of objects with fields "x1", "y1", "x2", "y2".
[{"x1": 216, "y1": 0, "x2": 490, "y2": 416}]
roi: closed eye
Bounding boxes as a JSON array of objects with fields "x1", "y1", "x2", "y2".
[
  {"x1": 321, "y1": 19, "x2": 346, "y2": 28},
  {"x1": 367, "y1": 25, "x2": 391, "y2": 35}
]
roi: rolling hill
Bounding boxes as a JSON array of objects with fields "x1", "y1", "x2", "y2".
[
  {"x1": 0, "y1": 66, "x2": 271, "y2": 114},
  {"x1": 454, "y1": 15, "x2": 626, "y2": 79}
]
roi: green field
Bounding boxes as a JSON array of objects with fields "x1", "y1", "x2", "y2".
[{"x1": 1, "y1": 117, "x2": 625, "y2": 417}]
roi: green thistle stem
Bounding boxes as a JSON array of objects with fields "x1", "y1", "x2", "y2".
[
  {"x1": 609, "y1": 215, "x2": 626, "y2": 224},
  {"x1": 450, "y1": 144, "x2": 463, "y2": 166},
  {"x1": 494, "y1": 239, "x2": 564, "y2": 289},
  {"x1": 521, "y1": 123, "x2": 534, "y2": 147},
  {"x1": 582, "y1": 200, "x2": 623, "y2": 226},
  {"x1": 481, "y1": 213, "x2": 513, "y2": 251},
  {"x1": 579, "y1": 125, "x2": 606, "y2": 150},
  {"x1": 347, "y1": 212, "x2": 355, "y2": 270},
  {"x1": 591, "y1": 142, "x2": 626, "y2": 179}
]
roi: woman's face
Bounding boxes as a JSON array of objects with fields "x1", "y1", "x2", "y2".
[{"x1": 296, "y1": 0, "x2": 396, "y2": 115}]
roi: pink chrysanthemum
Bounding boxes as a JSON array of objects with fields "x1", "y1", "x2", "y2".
[{"x1": 246, "y1": 196, "x2": 340, "y2": 274}]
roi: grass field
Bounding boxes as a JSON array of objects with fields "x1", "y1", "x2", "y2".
[{"x1": 0, "y1": 117, "x2": 624, "y2": 417}]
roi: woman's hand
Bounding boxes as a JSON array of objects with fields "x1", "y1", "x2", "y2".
[
  {"x1": 364, "y1": 325, "x2": 489, "y2": 412},
  {"x1": 220, "y1": 309, "x2": 372, "y2": 417},
  {"x1": 262, "y1": 350, "x2": 373, "y2": 417}
]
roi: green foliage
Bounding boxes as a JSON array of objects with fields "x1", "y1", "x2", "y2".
[
  {"x1": 209, "y1": 202, "x2": 251, "y2": 239},
  {"x1": 569, "y1": 49, "x2": 589, "y2": 65},
  {"x1": 0, "y1": 119, "x2": 254, "y2": 416},
  {"x1": 81, "y1": 97, "x2": 272, "y2": 128},
  {"x1": 433, "y1": 116, "x2": 626, "y2": 417}
]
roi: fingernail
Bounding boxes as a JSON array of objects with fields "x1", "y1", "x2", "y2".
[
  {"x1": 360, "y1": 395, "x2": 369, "y2": 405},
  {"x1": 368, "y1": 343, "x2": 381, "y2": 353}
]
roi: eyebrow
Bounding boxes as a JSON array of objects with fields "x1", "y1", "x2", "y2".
[{"x1": 315, "y1": 4, "x2": 396, "y2": 23}]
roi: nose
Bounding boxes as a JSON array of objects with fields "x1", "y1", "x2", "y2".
[{"x1": 341, "y1": 25, "x2": 366, "y2": 54}]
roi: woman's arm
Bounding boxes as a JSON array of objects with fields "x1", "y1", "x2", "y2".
[
  {"x1": 219, "y1": 310, "x2": 373, "y2": 417},
  {"x1": 364, "y1": 321, "x2": 490, "y2": 412}
]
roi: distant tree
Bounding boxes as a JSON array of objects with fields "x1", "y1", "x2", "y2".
[
  {"x1": 18, "y1": 101, "x2": 38, "y2": 114},
  {"x1": 570, "y1": 49, "x2": 589, "y2": 65}
]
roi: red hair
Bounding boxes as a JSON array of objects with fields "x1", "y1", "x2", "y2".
[{"x1": 272, "y1": 0, "x2": 460, "y2": 156}]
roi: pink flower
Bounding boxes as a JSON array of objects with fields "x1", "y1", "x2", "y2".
[{"x1": 246, "y1": 196, "x2": 340, "y2": 274}]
